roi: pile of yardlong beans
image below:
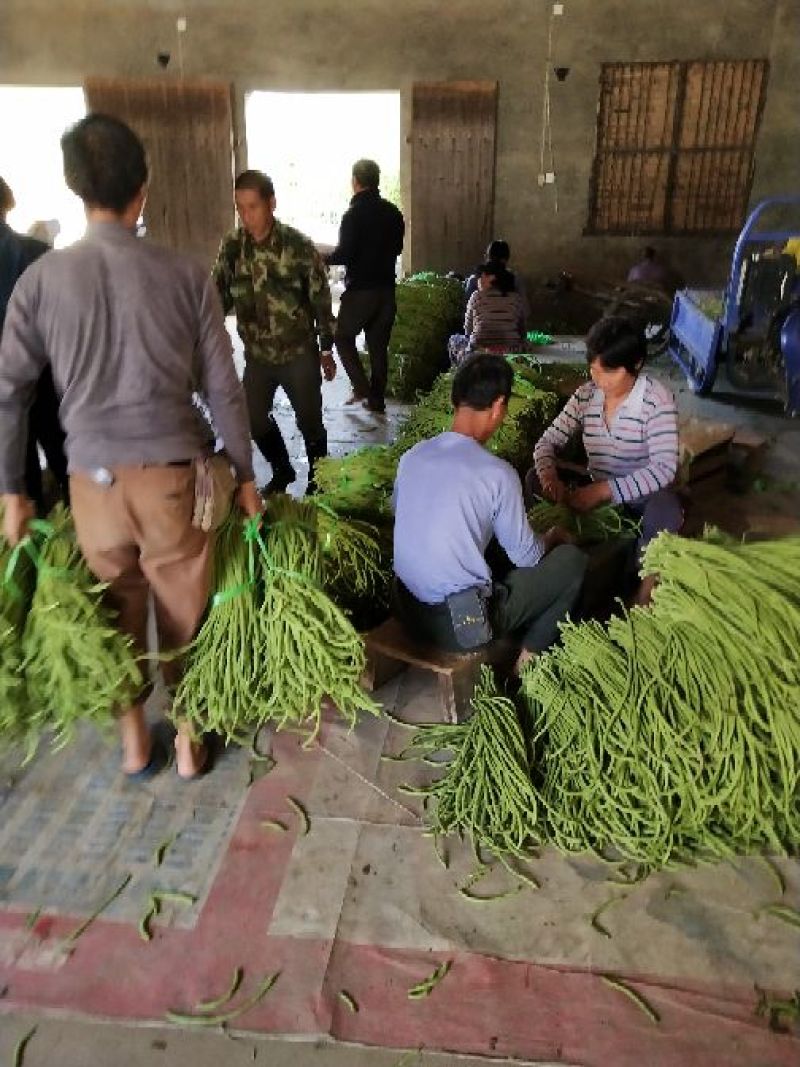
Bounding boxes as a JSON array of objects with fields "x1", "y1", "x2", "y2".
[
  {"x1": 403, "y1": 666, "x2": 540, "y2": 858},
  {"x1": 522, "y1": 533, "x2": 800, "y2": 867},
  {"x1": 177, "y1": 501, "x2": 382, "y2": 744},
  {"x1": 314, "y1": 503, "x2": 387, "y2": 600},
  {"x1": 394, "y1": 371, "x2": 558, "y2": 476},
  {"x1": 314, "y1": 446, "x2": 398, "y2": 522},
  {"x1": 387, "y1": 273, "x2": 465, "y2": 401},
  {"x1": 254, "y1": 495, "x2": 381, "y2": 743},
  {"x1": 173, "y1": 514, "x2": 268, "y2": 743}
]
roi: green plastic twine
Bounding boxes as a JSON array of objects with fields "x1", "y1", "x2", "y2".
[
  {"x1": 210, "y1": 513, "x2": 317, "y2": 608},
  {"x1": 211, "y1": 515, "x2": 265, "y2": 608}
]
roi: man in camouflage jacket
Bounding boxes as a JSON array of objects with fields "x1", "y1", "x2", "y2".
[{"x1": 213, "y1": 170, "x2": 337, "y2": 493}]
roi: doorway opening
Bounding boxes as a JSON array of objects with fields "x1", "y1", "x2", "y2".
[
  {"x1": 244, "y1": 91, "x2": 401, "y2": 245},
  {"x1": 0, "y1": 86, "x2": 87, "y2": 247}
]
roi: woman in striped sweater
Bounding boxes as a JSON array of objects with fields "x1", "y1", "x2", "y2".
[
  {"x1": 448, "y1": 262, "x2": 526, "y2": 365},
  {"x1": 530, "y1": 317, "x2": 682, "y2": 591}
]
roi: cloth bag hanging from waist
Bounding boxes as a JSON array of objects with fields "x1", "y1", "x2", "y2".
[{"x1": 191, "y1": 452, "x2": 236, "y2": 532}]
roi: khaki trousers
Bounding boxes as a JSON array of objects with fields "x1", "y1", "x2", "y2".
[{"x1": 70, "y1": 466, "x2": 212, "y2": 690}]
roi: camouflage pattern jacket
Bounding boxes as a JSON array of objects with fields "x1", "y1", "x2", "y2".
[{"x1": 213, "y1": 220, "x2": 335, "y2": 366}]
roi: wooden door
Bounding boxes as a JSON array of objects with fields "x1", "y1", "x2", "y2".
[
  {"x1": 410, "y1": 81, "x2": 498, "y2": 273},
  {"x1": 84, "y1": 78, "x2": 234, "y2": 265}
]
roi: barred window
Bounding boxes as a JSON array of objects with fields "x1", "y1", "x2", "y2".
[{"x1": 587, "y1": 59, "x2": 769, "y2": 235}]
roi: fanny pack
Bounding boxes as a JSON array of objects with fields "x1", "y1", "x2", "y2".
[
  {"x1": 446, "y1": 586, "x2": 493, "y2": 650},
  {"x1": 191, "y1": 452, "x2": 236, "y2": 532}
]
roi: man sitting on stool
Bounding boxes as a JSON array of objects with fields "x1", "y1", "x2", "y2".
[{"x1": 392, "y1": 354, "x2": 587, "y2": 669}]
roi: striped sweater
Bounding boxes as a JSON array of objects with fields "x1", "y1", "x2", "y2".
[
  {"x1": 464, "y1": 288, "x2": 525, "y2": 349},
  {"x1": 533, "y1": 374, "x2": 679, "y2": 505}
]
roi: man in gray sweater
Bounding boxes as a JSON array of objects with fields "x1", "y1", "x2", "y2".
[{"x1": 0, "y1": 114, "x2": 260, "y2": 779}]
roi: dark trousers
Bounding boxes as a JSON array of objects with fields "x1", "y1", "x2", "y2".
[
  {"x1": 25, "y1": 366, "x2": 69, "y2": 515},
  {"x1": 243, "y1": 352, "x2": 327, "y2": 485},
  {"x1": 334, "y1": 287, "x2": 397, "y2": 406},
  {"x1": 394, "y1": 544, "x2": 587, "y2": 654}
]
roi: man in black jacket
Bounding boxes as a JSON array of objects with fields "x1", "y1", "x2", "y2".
[
  {"x1": 327, "y1": 159, "x2": 404, "y2": 414},
  {"x1": 0, "y1": 177, "x2": 68, "y2": 514}
]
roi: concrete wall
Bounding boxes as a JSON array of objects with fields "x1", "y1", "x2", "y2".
[{"x1": 2, "y1": 0, "x2": 798, "y2": 288}]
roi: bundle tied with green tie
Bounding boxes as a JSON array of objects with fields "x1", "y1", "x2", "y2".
[
  {"x1": 1, "y1": 505, "x2": 143, "y2": 758},
  {"x1": 174, "y1": 497, "x2": 383, "y2": 745}
]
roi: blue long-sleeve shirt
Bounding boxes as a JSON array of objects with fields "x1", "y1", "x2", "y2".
[{"x1": 393, "y1": 431, "x2": 544, "y2": 604}]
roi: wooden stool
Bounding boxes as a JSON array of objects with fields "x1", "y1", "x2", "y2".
[{"x1": 362, "y1": 617, "x2": 491, "y2": 724}]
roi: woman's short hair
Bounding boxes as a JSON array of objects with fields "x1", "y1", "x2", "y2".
[
  {"x1": 61, "y1": 114, "x2": 148, "y2": 213},
  {"x1": 234, "y1": 170, "x2": 275, "y2": 201},
  {"x1": 452, "y1": 353, "x2": 513, "y2": 410},
  {"x1": 585, "y1": 316, "x2": 646, "y2": 375}
]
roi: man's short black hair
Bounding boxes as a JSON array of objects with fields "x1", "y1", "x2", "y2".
[
  {"x1": 451, "y1": 353, "x2": 513, "y2": 411},
  {"x1": 585, "y1": 315, "x2": 646, "y2": 375},
  {"x1": 486, "y1": 239, "x2": 510, "y2": 262},
  {"x1": 234, "y1": 170, "x2": 275, "y2": 201},
  {"x1": 61, "y1": 114, "x2": 148, "y2": 213},
  {"x1": 353, "y1": 159, "x2": 380, "y2": 190}
]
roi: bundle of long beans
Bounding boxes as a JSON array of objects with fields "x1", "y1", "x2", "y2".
[
  {"x1": 522, "y1": 533, "x2": 800, "y2": 867},
  {"x1": 253, "y1": 495, "x2": 381, "y2": 742},
  {"x1": 20, "y1": 506, "x2": 143, "y2": 752},
  {"x1": 173, "y1": 514, "x2": 268, "y2": 744},
  {"x1": 387, "y1": 273, "x2": 465, "y2": 400},
  {"x1": 0, "y1": 514, "x2": 35, "y2": 747},
  {"x1": 528, "y1": 498, "x2": 640, "y2": 544},
  {"x1": 314, "y1": 446, "x2": 398, "y2": 522},
  {"x1": 402, "y1": 667, "x2": 540, "y2": 859},
  {"x1": 488, "y1": 387, "x2": 559, "y2": 472},
  {"x1": 314, "y1": 501, "x2": 392, "y2": 628},
  {"x1": 177, "y1": 503, "x2": 382, "y2": 744},
  {"x1": 506, "y1": 355, "x2": 588, "y2": 400},
  {"x1": 313, "y1": 501, "x2": 388, "y2": 599}
]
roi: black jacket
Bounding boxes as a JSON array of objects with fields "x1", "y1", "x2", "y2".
[
  {"x1": 326, "y1": 188, "x2": 404, "y2": 290},
  {"x1": 0, "y1": 222, "x2": 48, "y2": 333}
]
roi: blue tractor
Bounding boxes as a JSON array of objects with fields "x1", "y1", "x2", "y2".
[{"x1": 668, "y1": 196, "x2": 800, "y2": 416}]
